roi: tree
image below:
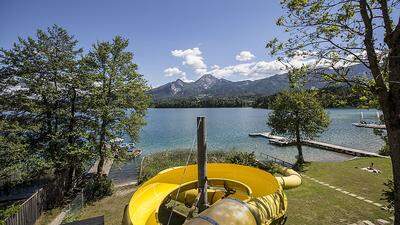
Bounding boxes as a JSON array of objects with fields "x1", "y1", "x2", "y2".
[
  {"x1": 82, "y1": 36, "x2": 150, "y2": 175},
  {"x1": 0, "y1": 119, "x2": 46, "y2": 192},
  {"x1": 0, "y1": 25, "x2": 91, "y2": 203},
  {"x1": 268, "y1": 0, "x2": 400, "y2": 221},
  {"x1": 267, "y1": 90, "x2": 330, "y2": 165}
]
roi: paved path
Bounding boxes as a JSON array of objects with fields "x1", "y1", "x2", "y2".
[
  {"x1": 109, "y1": 158, "x2": 139, "y2": 187},
  {"x1": 47, "y1": 209, "x2": 69, "y2": 225}
]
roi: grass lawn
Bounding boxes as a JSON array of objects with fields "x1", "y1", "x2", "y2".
[
  {"x1": 70, "y1": 152, "x2": 394, "y2": 225},
  {"x1": 77, "y1": 185, "x2": 136, "y2": 225},
  {"x1": 286, "y1": 178, "x2": 391, "y2": 224},
  {"x1": 300, "y1": 157, "x2": 392, "y2": 204}
]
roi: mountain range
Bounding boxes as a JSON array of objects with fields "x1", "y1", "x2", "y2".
[{"x1": 149, "y1": 64, "x2": 370, "y2": 100}]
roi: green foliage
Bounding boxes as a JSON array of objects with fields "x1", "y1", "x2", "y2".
[
  {"x1": 226, "y1": 151, "x2": 259, "y2": 167},
  {"x1": 0, "y1": 25, "x2": 91, "y2": 192},
  {"x1": 0, "y1": 204, "x2": 21, "y2": 224},
  {"x1": 153, "y1": 96, "x2": 253, "y2": 108},
  {"x1": 266, "y1": 0, "x2": 395, "y2": 110},
  {"x1": 381, "y1": 179, "x2": 394, "y2": 211},
  {"x1": 226, "y1": 151, "x2": 279, "y2": 174},
  {"x1": 82, "y1": 36, "x2": 150, "y2": 174},
  {"x1": 379, "y1": 143, "x2": 390, "y2": 157},
  {"x1": 374, "y1": 119, "x2": 390, "y2": 156},
  {"x1": 0, "y1": 119, "x2": 47, "y2": 189},
  {"x1": 83, "y1": 176, "x2": 113, "y2": 202},
  {"x1": 139, "y1": 150, "x2": 278, "y2": 183},
  {"x1": 0, "y1": 26, "x2": 150, "y2": 205},
  {"x1": 268, "y1": 90, "x2": 330, "y2": 164},
  {"x1": 153, "y1": 86, "x2": 364, "y2": 109},
  {"x1": 268, "y1": 91, "x2": 330, "y2": 140}
]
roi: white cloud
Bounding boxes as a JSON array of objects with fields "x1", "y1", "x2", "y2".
[
  {"x1": 235, "y1": 51, "x2": 255, "y2": 61},
  {"x1": 171, "y1": 47, "x2": 207, "y2": 75},
  {"x1": 208, "y1": 51, "x2": 325, "y2": 80},
  {"x1": 163, "y1": 67, "x2": 193, "y2": 83},
  {"x1": 180, "y1": 76, "x2": 194, "y2": 83},
  {"x1": 164, "y1": 67, "x2": 186, "y2": 77},
  {"x1": 211, "y1": 65, "x2": 220, "y2": 70},
  {"x1": 166, "y1": 47, "x2": 344, "y2": 82},
  {"x1": 208, "y1": 60, "x2": 285, "y2": 80}
]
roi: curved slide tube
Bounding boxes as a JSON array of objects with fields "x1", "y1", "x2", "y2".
[
  {"x1": 123, "y1": 163, "x2": 301, "y2": 225},
  {"x1": 275, "y1": 167, "x2": 302, "y2": 190}
]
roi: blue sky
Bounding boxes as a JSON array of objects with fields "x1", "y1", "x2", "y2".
[{"x1": 0, "y1": 0, "x2": 289, "y2": 87}]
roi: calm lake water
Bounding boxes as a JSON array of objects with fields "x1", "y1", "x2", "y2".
[{"x1": 132, "y1": 108, "x2": 383, "y2": 163}]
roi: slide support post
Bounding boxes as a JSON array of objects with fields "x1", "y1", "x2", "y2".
[{"x1": 197, "y1": 116, "x2": 208, "y2": 212}]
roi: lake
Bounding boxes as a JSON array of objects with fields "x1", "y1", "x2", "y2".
[{"x1": 132, "y1": 108, "x2": 383, "y2": 163}]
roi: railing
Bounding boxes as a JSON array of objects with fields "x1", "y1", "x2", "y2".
[
  {"x1": 258, "y1": 152, "x2": 294, "y2": 168},
  {"x1": 5, "y1": 188, "x2": 46, "y2": 225}
]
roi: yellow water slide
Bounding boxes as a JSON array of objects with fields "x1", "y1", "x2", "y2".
[{"x1": 122, "y1": 163, "x2": 301, "y2": 225}]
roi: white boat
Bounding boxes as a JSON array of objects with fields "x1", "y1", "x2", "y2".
[
  {"x1": 352, "y1": 122, "x2": 386, "y2": 129},
  {"x1": 352, "y1": 111, "x2": 386, "y2": 129}
]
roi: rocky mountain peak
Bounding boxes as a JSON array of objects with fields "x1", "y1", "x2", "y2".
[
  {"x1": 174, "y1": 79, "x2": 186, "y2": 86},
  {"x1": 195, "y1": 74, "x2": 219, "y2": 89}
]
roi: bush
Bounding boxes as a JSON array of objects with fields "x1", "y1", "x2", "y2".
[
  {"x1": 0, "y1": 204, "x2": 20, "y2": 225},
  {"x1": 138, "y1": 150, "x2": 279, "y2": 183},
  {"x1": 226, "y1": 151, "x2": 259, "y2": 167},
  {"x1": 379, "y1": 143, "x2": 390, "y2": 156},
  {"x1": 83, "y1": 176, "x2": 113, "y2": 202},
  {"x1": 381, "y1": 179, "x2": 394, "y2": 211}
]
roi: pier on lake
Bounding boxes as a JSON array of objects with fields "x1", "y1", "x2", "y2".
[{"x1": 249, "y1": 132, "x2": 386, "y2": 158}]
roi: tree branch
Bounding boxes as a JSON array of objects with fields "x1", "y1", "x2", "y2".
[
  {"x1": 378, "y1": 0, "x2": 394, "y2": 47},
  {"x1": 359, "y1": 0, "x2": 388, "y2": 93}
]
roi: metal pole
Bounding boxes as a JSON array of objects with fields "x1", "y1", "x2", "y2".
[{"x1": 197, "y1": 116, "x2": 208, "y2": 212}]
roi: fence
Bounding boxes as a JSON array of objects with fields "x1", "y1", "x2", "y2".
[
  {"x1": 5, "y1": 188, "x2": 46, "y2": 225},
  {"x1": 258, "y1": 152, "x2": 294, "y2": 168}
]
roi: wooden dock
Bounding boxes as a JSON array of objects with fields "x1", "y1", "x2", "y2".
[
  {"x1": 352, "y1": 123, "x2": 386, "y2": 129},
  {"x1": 249, "y1": 132, "x2": 386, "y2": 158}
]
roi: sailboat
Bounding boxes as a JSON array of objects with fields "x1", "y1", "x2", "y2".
[{"x1": 352, "y1": 111, "x2": 386, "y2": 129}]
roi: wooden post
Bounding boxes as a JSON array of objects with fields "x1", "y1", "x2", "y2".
[{"x1": 197, "y1": 116, "x2": 208, "y2": 212}]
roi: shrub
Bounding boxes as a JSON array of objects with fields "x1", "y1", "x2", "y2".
[
  {"x1": 226, "y1": 151, "x2": 259, "y2": 167},
  {"x1": 381, "y1": 179, "x2": 394, "y2": 211},
  {"x1": 83, "y1": 176, "x2": 113, "y2": 202},
  {"x1": 379, "y1": 143, "x2": 390, "y2": 156},
  {"x1": 138, "y1": 150, "x2": 279, "y2": 183},
  {"x1": 0, "y1": 204, "x2": 20, "y2": 225}
]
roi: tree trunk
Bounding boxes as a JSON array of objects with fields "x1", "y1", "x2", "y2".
[
  {"x1": 295, "y1": 125, "x2": 304, "y2": 164},
  {"x1": 359, "y1": 2, "x2": 400, "y2": 222},
  {"x1": 97, "y1": 120, "x2": 107, "y2": 176},
  {"x1": 385, "y1": 33, "x2": 400, "y2": 223},
  {"x1": 388, "y1": 124, "x2": 400, "y2": 223},
  {"x1": 66, "y1": 88, "x2": 77, "y2": 191}
]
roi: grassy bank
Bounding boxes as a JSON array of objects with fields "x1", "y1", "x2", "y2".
[
  {"x1": 286, "y1": 157, "x2": 393, "y2": 224},
  {"x1": 74, "y1": 151, "x2": 393, "y2": 225},
  {"x1": 300, "y1": 157, "x2": 392, "y2": 204},
  {"x1": 138, "y1": 149, "x2": 276, "y2": 183}
]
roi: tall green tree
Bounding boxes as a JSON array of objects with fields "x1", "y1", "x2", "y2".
[
  {"x1": 0, "y1": 25, "x2": 91, "y2": 202},
  {"x1": 268, "y1": 0, "x2": 400, "y2": 221},
  {"x1": 267, "y1": 90, "x2": 330, "y2": 165},
  {"x1": 82, "y1": 36, "x2": 150, "y2": 175}
]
